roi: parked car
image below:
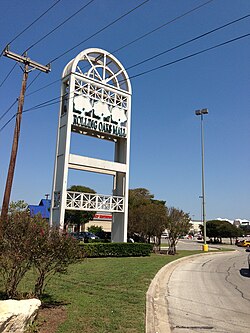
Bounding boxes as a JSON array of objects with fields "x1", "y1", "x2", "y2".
[
  {"x1": 95, "y1": 231, "x2": 111, "y2": 240},
  {"x1": 70, "y1": 231, "x2": 99, "y2": 241},
  {"x1": 236, "y1": 240, "x2": 250, "y2": 247},
  {"x1": 246, "y1": 248, "x2": 250, "y2": 270},
  {"x1": 70, "y1": 232, "x2": 84, "y2": 241},
  {"x1": 84, "y1": 232, "x2": 99, "y2": 240}
]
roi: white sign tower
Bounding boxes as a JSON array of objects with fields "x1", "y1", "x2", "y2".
[{"x1": 50, "y1": 48, "x2": 132, "y2": 242}]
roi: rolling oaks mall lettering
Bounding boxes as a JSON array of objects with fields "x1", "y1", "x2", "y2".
[
  {"x1": 72, "y1": 95, "x2": 127, "y2": 138},
  {"x1": 73, "y1": 114, "x2": 127, "y2": 137}
]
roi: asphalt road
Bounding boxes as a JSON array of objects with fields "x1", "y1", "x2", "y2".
[
  {"x1": 166, "y1": 249, "x2": 250, "y2": 333},
  {"x1": 161, "y1": 238, "x2": 239, "y2": 251}
]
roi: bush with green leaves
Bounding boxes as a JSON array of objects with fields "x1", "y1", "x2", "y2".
[
  {"x1": 0, "y1": 210, "x2": 80, "y2": 298},
  {"x1": 87, "y1": 225, "x2": 103, "y2": 235},
  {"x1": 0, "y1": 211, "x2": 36, "y2": 298},
  {"x1": 79, "y1": 242, "x2": 153, "y2": 258},
  {"x1": 32, "y1": 223, "x2": 80, "y2": 297}
]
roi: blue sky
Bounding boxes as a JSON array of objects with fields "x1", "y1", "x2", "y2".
[{"x1": 0, "y1": 0, "x2": 249, "y2": 221}]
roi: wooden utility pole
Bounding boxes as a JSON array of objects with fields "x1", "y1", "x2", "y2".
[{"x1": 1, "y1": 45, "x2": 50, "y2": 222}]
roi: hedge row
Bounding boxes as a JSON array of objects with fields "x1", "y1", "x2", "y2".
[{"x1": 79, "y1": 242, "x2": 153, "y2": 258}]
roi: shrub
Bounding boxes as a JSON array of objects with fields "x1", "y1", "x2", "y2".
[
  {"x1": 32, "y1": 226, "x2": 80, "y2": 297},
  {"x1": 0, "y1": 211, "x2": 36, "y2": 298},
  {"x1": 87, "y1": 225, "x2": 103, "y2": 234},
  {"x1": 79, "y1": 242, "x2": 153, "y2": 258},
  {"x1": 0, "y1": 211, "x2": 80, "y2": 298}
]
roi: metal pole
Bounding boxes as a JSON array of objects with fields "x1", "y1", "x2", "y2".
[
  {"x1": 195, "y1": 108, "x2": 208, "y2": 251},
  {"x1": 1, "y1": 63, "x2": 29, "y2": 222},
  {"x1": 201, "y1": 113, "x2": 207, "y2": 245}
]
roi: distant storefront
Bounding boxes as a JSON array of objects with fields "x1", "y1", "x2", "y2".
[{"x1": 84, "y1": 213, "x2": 112, "y2": 232}]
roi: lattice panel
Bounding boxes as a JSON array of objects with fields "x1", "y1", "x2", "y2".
[
  {"x1": 66, "y1": 191, "x2": 124, "y2": 212},
  {"x1": 74, "y1": 79, "x2": 128, "y2": 110}
]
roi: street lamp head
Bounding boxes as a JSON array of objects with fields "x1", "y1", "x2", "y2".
[
  {"x1": 201, "y1": 108, "x2": 208, "y2": 114},
  {"x1": 195, "y1": 108, "x2": 208, "y2": 116}
]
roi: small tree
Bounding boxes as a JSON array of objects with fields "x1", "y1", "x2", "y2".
[
  {"x1": 65, "y1": 185, "x2": 96, "y2": 232},
  {"x1": 166, "y1": 207, "x2": 191, "y2": 255},
  {"x1": 9, "y1": 200, "x2": 28, "y2": 214},
  {"x1": 88, "y1": 225, "x2": 103, "y2": 234},
  {"x1": 128, "y1": 188, "x2": 167, "y2": 244},
  {"x1": 219, "y1": 221, "x2": 240, "y2": 244},
  {"x1": 0, "y1": 211, "x2": 37, "y2": 298},
  {"x1": 201, "y1": 220, "x2": 221, "y2": 243},
  {"x1": 203, "y1": 220, "x2": 243, "y2": 244},
  {"x1": 32, "y1": 225, "x2": 80, "y2": 297},
  {"x1": 0, "y1": 201, "x2": 80, "y2": 298}
]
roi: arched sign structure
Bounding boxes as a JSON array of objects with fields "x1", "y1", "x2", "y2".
[{"x1": 50, "y1": 48, "x2": 132, "y2": 242}]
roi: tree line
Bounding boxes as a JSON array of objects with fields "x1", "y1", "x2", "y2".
[
  {"x1": 66, "y1": 185, "x2": 191, "y2": 255},
  {"x1": 202, "y1": 219, "x2": 243, "y2": 244},
  {"x1": 128, "y1": 188, "x2": 190, "y2": 255},
  {"x1": 67, "y1": 185, "x2": 245, "y2": 252}
]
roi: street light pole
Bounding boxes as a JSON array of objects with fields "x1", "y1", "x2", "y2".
[{"x1": 195, "y1": 108, "x2": 208, "y2": 251}]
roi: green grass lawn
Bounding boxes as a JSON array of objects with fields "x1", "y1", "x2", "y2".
[{"x1": 3, "y1": 251, "x2": 201, "y2": 333}]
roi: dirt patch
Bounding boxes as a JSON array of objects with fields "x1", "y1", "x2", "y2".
[{"x1": 37, "y1": 306, "x2": 67, "y2": 333}]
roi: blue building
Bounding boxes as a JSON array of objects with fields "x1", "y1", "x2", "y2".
[{"x1": 28, "y1": 199, "x2": 51, "y2": 220}]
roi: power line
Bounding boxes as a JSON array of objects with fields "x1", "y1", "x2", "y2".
[
  {"x1": 0, "y1": 114, "x2": 16, "y2": 132},
  {"x1": 24, "y1": 95, "x2": 65, "y2": 113},
  {"x1": 126, "y1": 13, "x2": 250, "y2": 71},
  {"x1": 0, "y1": 98, "x2": 18, "y2": 122},
  {"x1": 0, "y1": 0, "x2": 94, "y2": 93},
  {"x1": 0, "y1": 71, "x2": 42, "y2": 123},
  {"x1": 5, "y1": 30, "x2": 247, "y2": 125},
  {"x1": 2, "y1": 23, "x2": 250, "y2": 132},
  {"x1": 23, "y1": 0, "x2": 96, "y2": 88},
  {"x1": 113, "y1": 0, "x2": 215, "y2": 54},
  {"x1": 0, "y1": 0, "x2": 62, "y2": 89},
  {"x1": 4, "y1": 0, "x2": 63, "y2": 46},
  {"x1": 0, "y1": 63, "x2": 17, "y2": 89},
  {"x1": 0, "y1": 94, "x2": 62, "y2": 131},
  {"x1": 127, "y1": 32, "x2": 250, "y2": 81},
  {"x1": 0, "y1": 29, "x2": 241, "y2": 125},
  {"x1": 26, "y1": 78, "x2": 60, "y2": 97},
  {"x1": 24, "y1": 0, "x2": 151, "y2": 96},
  {"x1": 26, "y1": 10, "x2": 250, "y2": 99},
  {"x1": 26, "y1": 0, "x2": 215, "y2": 97},
  {"x1": 26, "y1": 31, "x2": 250, "y2": 114},
  {"x1": 24, "y1": 0, "x2": 95, "y2": 53},
  {"x1": 26, "y1": 72, "x2": 42, "y2": 90},
  {"x1": 50, "y1": 0, "x2": 150, "y2": 63}
]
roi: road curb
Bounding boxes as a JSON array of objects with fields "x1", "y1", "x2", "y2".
[{"x1": 145, "y1": 251, "x2": 236, "y2": 333}]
